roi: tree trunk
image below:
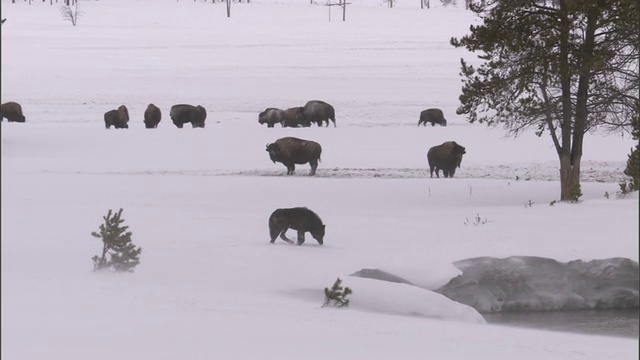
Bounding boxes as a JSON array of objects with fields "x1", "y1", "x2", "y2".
[
  {"x1": 557, "y1": 1, "x2": 577, "y2": 201},
  {"x1": 559, "y1": 153, "x2": 581, "y2": 201}
]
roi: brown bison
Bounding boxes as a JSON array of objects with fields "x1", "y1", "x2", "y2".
[
  {"x1": 427, "y1": 141, "x2": 466, "y2": 178},
  {"x1": 1, "y1": 101, "x2": 26, "y2": 122},
  {"x1": 418, "y1": 108, "x2": 447, "y2": 127},
  {"x1": 170, "y1": 104, "x2": 207, "y2": 128},
  {"x1": 258, "y1": 107, "x2": 285, "y2": 128},
  {"x1": 281, "y1": 107, "x2": 310, "y2": 128},
  {"x1": 300, "y1": 100, "x2": 336, "y2": 127},
  {"x1": 269, "y1": 207, "x2": 325, "y2": 245},
  {"x1": 266, "y1": 137, "x2": 322, "y2": 176},
  {"x1": 104, "y1": 105, "x2": 129, "y2": 129},
  {"x1": 144, "y1": 103, "x2": 162, "y2": 129}
]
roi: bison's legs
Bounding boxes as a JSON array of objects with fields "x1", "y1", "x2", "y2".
[
  {"x1": 309, "y1": 160, "x2": 318, "y2": 176},
  {"x1": 286, "y1": 164, "x2": 295, "y2": 175},
  {"x1": 279, "y1": 229, "x2": 294, "y2": 244},
  {"x1": 429, "y1": 166, "x2": 435, "y2": 178},
  {"x1": 297, "y1": 231, "x2": 306, "y2": 245},
  {"x1": 331, "y1": 118, "x2": 336, "y2": 127}
]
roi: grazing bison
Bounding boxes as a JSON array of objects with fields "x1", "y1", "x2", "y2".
[
  {"x1": 427, "y1": 141, "x2": 466, "y2": 178},
  {"x1": 104, "y1": 105, "x2": 129, "y2": 129},
  {"x1": 269, "y1": 207, "x2": 325, "y2": 245},
  {"x1": 300, "y1": 100, "x2": 336, "y2": 127},
  {"x1": 144, "y1": 103, "x2": 162, "y2": 129},
  {"x1": 1, "y1": 101, "x2": 26, "y2": 122},
  {"x1": 170, "y1": 104, "x2": 207, "y2": 128},
  {"x1": 258, "y1": 107, "x2": 285, "y2": 128},
  {"x1": 281, "y1": 107, "x2": 310, "y2": 128},
  {"x1": 266, "y1": 137, "x2": 322, "y2": 176},
  {"x1": 418, "y1": 108, "x2": 447, "y2": 127}
]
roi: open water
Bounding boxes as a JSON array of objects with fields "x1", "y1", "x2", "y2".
[{"x1": 484, "y1": 309, "x2": 639, "y2": 338}]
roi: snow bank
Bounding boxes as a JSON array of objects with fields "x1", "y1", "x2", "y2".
[{"x1": 344, "y1": 276, "x2": 486, "y2": 324}]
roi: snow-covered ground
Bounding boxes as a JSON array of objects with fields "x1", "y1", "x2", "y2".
[{"x1": 2, "y1": 1, "x2": 638, "y2": 359}]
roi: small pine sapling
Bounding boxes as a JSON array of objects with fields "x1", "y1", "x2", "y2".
[
  {"x1": 323, "y1": 278, "x2": 352, "y2": 308},
  {"x1": 91, "y1": 208, "x2": 142, "y2": 272}
]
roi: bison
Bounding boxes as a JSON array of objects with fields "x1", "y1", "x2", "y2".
[
  {"x1": 1, "y1": 101, "x2": 26, "y2": 122},
  {"x1": 104, "y1": 105, "x2": 129, "y2": 129},
  {"x1": 418, "y1": 108, "x2": 447, "y2": 127},
  {"x1": 170, "y1": 104, "x2": 207, "y2": 128},
  {"x1": 258, "y1": 107, "x2": 285, "y2": 128},
  {"x1": 269, "y1": 207, "x2": 325, "y2": 245},
  {"x1": 281, "y1": 107, "x2": 310, "y2": 128},
  {"x1": 300, "y1": 100, "x2": 336, "y2": 127},
  {"x1": 144, "y1": 103, "x2": 162, "y2": 129},
  {"x1": 427, "y1": 141, "x2": 466, "y2": 178},
  {"x1": 266, "y1": 137, "x2": 322, "y2": 176}
]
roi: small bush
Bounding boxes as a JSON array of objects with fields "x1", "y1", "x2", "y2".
[
  {"x1": 323, "y1": 278, "x2": 352, "y2": 308},
  {"x1": 568, "y1": 183, "x2": 583, "y2": 203},
  {"x1": 464, "y1": 214, "x2": 491, "y2": 226},
  {"x1": 91, "y1": 208, "x2": 142, "y2": 273}
]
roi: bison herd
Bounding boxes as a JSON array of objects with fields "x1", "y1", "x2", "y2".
[
  {"x1": 259, "y1": 100, "x2": 336, "y2": 128},
  {"x1": 101, "y1": 103, "x2": 207, "y2": 129},
  {"x1": 2, "y1": 99, "x2": 469, "y2": 246},
  {"x1": 2, "y1": 100, "x2": 468, "y2": 179}
]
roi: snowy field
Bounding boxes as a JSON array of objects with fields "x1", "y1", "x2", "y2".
[{"x1": 1, "y1": 1, "x2": 638, "y2": 359}]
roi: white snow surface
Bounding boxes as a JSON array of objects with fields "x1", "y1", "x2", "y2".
[{"x1": 1, "y1": 1, "x2": 638, "y2": 359}]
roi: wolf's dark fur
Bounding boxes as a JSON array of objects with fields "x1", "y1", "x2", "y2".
[{"x1": 269, "y1": 207, "x2": 325, "y2": 245}]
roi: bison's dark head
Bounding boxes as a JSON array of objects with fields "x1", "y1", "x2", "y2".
[
  {"x1": 266, "y1": 143, "x2": 281, "y2": 163},
  {"x1": 452, "y1": 143, "x2": 466, "y2": 167}
]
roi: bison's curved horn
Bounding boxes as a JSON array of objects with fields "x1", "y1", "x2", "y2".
[{"x1": 266, "y1": 142, "x2": 271, "y2": 148}]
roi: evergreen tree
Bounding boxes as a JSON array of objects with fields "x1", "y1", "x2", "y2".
[
  {"x1": 323, "y1": 278, "x2": 352, "y2": 308},
  {"x1": 91, "y1": 208, "x2": 142, "y2": 272},
  {"x1": 451, "y1": 0, "x2": 639, "y2": 201}
]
